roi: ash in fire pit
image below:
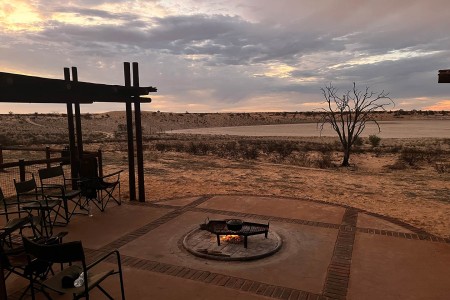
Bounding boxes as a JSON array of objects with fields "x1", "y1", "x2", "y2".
[{"x1": 183, "y1": 217, "x2": 282, "y2": 261}]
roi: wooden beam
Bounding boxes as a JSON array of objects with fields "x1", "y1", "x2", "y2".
[
  {"x1": 0, "y1": 72, "x2": 156, "y2": 103},
  {"x1": 438, "y1": 70, "x2": 450, "y2": 83}
]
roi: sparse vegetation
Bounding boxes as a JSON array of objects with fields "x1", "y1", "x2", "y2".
[{"x1": 368, "y1": 135, "x2": 381, "y2": 147}]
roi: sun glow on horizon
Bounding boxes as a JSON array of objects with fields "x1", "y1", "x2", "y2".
[
  {"x1": 0, "y1": 0, "x2": 42, "y2": 31},
  {"x1": 423, "y1": 100, "x2": 450, "y2": 111}
]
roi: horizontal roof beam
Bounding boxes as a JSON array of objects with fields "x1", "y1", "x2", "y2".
[
  {"x1": 438, "y1": 69, "x2": 450, "y2": 83},
  {"x1": 0, "y1": 72, "x2": 157, "y2": 103}
]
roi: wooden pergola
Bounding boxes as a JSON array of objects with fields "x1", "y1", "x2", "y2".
[
  {"x1": 0, "y1": 62, "x2": 157, "y2": 299},
  {"x1": 0, "y1": 62, "x2": 157, "y2": 201}
]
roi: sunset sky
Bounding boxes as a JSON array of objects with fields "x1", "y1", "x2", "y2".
[{"x1": 1, "y1": 0, "x2": 450, "y2": 113}]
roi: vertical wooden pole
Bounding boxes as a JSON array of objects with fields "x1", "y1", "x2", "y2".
[
  {"x1": 0, "y1": 259, "x2": 6, "y2": 300},
  {"x1": 0, "y1": 145, "x2": 3, "y2": 171},
  {"x1": 97, "y1": 149, "x2": 103, "y2": 177},
  {"x1": 124, "y1": 62, "x2": 136, "y2": 201},
  {"x1": 72, "y1": 67, "x2": 84, "y2": 159},
  {"x1": 132, "y1": 62, "x2": 145, "y2": 202},
  {"x1": 45, "y1": 146, "x2": 50, "y2": 168},
  {"x1": 19, "y1": 159, "x2": 25, "y2": 181},
  {"x1": 64, "y1": 68, "x2": 77, "y2": 188}
]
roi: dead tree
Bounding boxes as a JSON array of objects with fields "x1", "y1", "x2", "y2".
[{"x1": 318, "y1": 82, "x2": 394, "y2": 166}]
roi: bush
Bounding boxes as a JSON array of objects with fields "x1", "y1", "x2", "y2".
[
  {"x1": 316, "y1": 152, "x2": 333, "y2": 169},
  {"x1": 353, "y1": 136, "x2": 364, "y2": 147},
  {"x1": 434, "y1": 163, "x2": 449, "y2": 174},
  {"x1": 399, "y1": 147, "x2": 424, "y2": 166},
  {"x1": 242, "y1": 145, "x2": 258, "y2": 160},
  {"x1": 368, "y1": 135, "x2": 381, "y2": 147},
  {"x1": 187, "y1": 142, "x2": 210, "y2": 155},
  {"x1": 155, "y1": 143, "x2": 168, "y2": 152}
]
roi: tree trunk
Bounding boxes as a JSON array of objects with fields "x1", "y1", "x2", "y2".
[{"x1": 342, "y1": 148, "x2": 350, "y2": 166}]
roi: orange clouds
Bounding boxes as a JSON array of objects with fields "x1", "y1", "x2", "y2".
[{"x1": 423, "y1": 100, "x2": 450, "y2": 111}]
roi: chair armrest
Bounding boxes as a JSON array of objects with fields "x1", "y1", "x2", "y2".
[
  {"x1": 64, "y1": 177, "x2": 80, "y2": 183},
  {"x1": 86, "y1": 249, "x2": 122, "y2": 270},
  {"x1": 41, "y1": 184, "x2": 65, "y2": 192},
  {"x1": 17, "y1": 192, "x2": 46, "y2": 200},
  {"x1": 101, "y1": 170, "x2": 123, "y2": 179}
]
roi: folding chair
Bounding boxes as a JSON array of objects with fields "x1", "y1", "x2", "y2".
[
  {"x1": 1, "y1": 216, "x2": 66, "y2": 300},
  {"x1": 38, "y1": 165, "x2": 86, "y2": 223},
  {"x1": 1, "y1": 186, "x2": 40, "y2": 248},
  {"x1": 23, "y1": 237, "x2": 125, "y2": 300},
  {"x1": 14, "y1": 174, "x2": 63, "y2": 237},
  {"x1": 78, "y1": 157, "x2": 122, "y2": 212}
]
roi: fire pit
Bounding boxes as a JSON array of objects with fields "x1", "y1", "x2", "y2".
[
  {"x1": 182, "y1": 217, "x2": 282, "y2": 261},
  {"x1": 200, "y1": 218, "x2": 269, "y2": 248}
]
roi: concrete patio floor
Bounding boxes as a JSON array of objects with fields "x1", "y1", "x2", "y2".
[{"x1": 5, "y1": 195, "x2": 450, "y2": 300}]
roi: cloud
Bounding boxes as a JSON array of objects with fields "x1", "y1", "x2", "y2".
[
  {"x1": 1, "y1": 0, "x2": 450, "y2": 113},
  {"x1": 423, "y1": 100, "x2": 450, "y2": 111}
]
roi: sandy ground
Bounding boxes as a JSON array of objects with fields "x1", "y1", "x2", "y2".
[
  {"x1": 1, "y1": 112, "x2": 449, "y2": 239},
  {"x1": 100, "y1": 148, "x2": 450, "y2": 239}
]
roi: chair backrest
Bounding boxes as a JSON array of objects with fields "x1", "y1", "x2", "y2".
[
  {"x1": 79, "y1": 157, "x2": 99, "y2": 179},
  {"x1": 14, "y1": 174, "x2": 38, "y2": 195},
  {"x1": 1, "y1": 186, "x2": 16, "y2": 221},
  {"x1": 23, "y1": 237, "x2": 85, "y2": 264},
  {"x1": 38, "y1": 166, "x2": 65, "y2": 183}
]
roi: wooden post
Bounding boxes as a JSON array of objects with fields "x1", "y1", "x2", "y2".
[
  {"x1": 45, "y1": 146, "x2": 51, "y2": 168},
  {"x1": 124, "y1": 62, "x2": 136, "y2": 201},
  {"x1": 0, "y1": 259, "x2": 6, "y2": 300},
  {"x1": 19, "y1": 159, "x2": 25, "y2": 181},
  {"x1": 72, "y1": 67, "x2": 84, "y2": 158},
  {"x1": 64, "y1": 68, "x2": 78, "y2": 188},
  {"x1": 97, "y1": 149, "x2": 103, "y2": 177},
  {"x1": 132, "y1": 62, "x2": 145, "y2": 202},
  {"x1": 0, "y1": 145, "x2": 3, "y2": 171}
]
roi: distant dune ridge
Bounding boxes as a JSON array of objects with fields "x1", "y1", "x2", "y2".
[{"x1": 0, "y1": 111, "x2": 448, "y2": 145}]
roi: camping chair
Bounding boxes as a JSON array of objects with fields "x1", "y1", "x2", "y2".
[
  {"x1": 14, "y1": 174, "x2": 63, "y2": 237},
  {"x1": 22, "y1": 237, "x2": 125, "y2": 300},
  {"x1": 38, "y1": 165, "x2": 86, "y2": 223},
  {"x1": 1, "y1": 216, "x2": 66, "y2": 300},
  {"x1": 78, "y1": 156, "x2": 122, "y2": 212},
  {"x1": 1, "y1": 186, "x2": 40, "y2": 248}
]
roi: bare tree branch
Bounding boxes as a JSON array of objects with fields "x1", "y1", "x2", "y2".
[{"x1": 318, "y1": 82, "x2": 394, "y2": 166}]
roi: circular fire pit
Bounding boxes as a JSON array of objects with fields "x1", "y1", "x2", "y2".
[{"x1": 182, "y1": 227, "x2": 282, "y2": 261}]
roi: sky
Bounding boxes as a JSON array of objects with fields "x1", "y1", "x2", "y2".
[{"x1": 1, "y1": 0, "x2": 450, "y2": 113}]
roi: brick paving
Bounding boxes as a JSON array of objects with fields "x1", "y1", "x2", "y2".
[{"x1": 6, "y1": 194, "x2": 450, "y2": 299}]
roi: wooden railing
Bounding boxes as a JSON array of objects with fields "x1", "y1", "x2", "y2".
[{"x1": 0, "y1": 145, "x2": 102, "y2": 198}]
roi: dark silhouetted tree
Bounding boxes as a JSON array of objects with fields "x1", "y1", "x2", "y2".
[{"x1": 318, "y1": 82, "x2": 394, "y2": 166}]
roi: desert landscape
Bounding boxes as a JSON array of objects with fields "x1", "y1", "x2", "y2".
[{"x1": 0, "y1": 111, "x2": 449, "y2": 239}]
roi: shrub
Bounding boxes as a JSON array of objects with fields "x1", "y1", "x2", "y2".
[
  {"x1": 399, "y1": 147, "x2": 424, "y2": 166},
  {"x1": 242, "y1": 145, "x2": 258, "y2": 160},
  {"x1": 434, "y1": 163, "x2": 449, "y2": 174},
  {"x1": 368, "y1": 135, "x2": 381, "y2": 147},
  {"x1": 155, "y1": 143, "x2": 168, "y2": 152},
  {"x1": 316, "y1": 152, "x2": 333, "y2": 169},
  {"x1": 353, "y1": 136, "x2": 364, "y2": 147}
]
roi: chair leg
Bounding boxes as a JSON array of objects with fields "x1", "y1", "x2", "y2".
[
  {"x1": 96, "y1": 284, "x2": 114, "y2": 300},
  {"x1": 118, "y1": 253, "x2": 125, "y2": 300}
]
